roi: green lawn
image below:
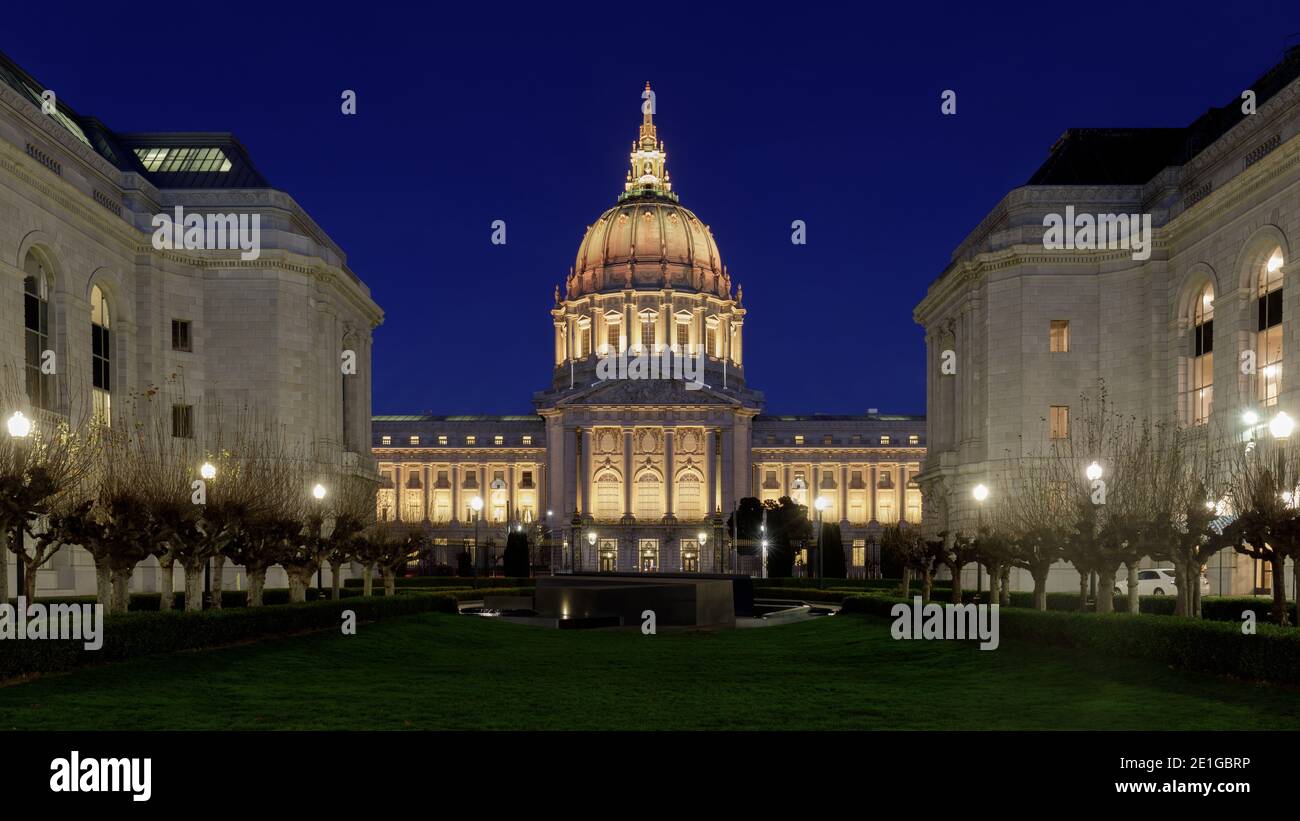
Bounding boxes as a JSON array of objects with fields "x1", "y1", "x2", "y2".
[{"x1": 2, "y1": 613, "x2": 1299, "y2": 730}]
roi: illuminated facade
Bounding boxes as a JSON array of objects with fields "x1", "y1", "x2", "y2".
[
  {"x1": 914, "y1": 48, "x2": 1300, "y2": 595},
  {"x1": 374, "y1": 88, "x2": 924, "y2": 575}
]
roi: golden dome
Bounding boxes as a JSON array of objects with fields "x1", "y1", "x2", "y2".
[{"x1": 565, "y1": 83, "x2": 732, "y2": 300}]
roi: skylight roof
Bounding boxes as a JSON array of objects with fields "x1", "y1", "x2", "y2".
[{"x1": 133, "y1": 146, "x2": 232, "y2": 173}]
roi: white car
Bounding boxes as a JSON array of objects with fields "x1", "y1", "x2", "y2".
[{"x1": 1114, "y1": 568, "x2": 1211, "y2": 597}]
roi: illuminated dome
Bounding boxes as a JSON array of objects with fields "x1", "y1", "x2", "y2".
[{"x1": 566, "y1": 84, "x2": 731, "y2": 300}]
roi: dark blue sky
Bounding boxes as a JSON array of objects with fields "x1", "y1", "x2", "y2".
[{"x1": 8, "y1": 2, "x2": 1298, "y2": 415}]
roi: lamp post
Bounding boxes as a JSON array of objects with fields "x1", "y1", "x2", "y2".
[
  {"x1": 470, "y1": 495, "x2": 484, "y2": 575},
  {"x1": 8, "y1": 412, "x2": 32, "y2": 598},
  {"x1": 697, "y1": 530, "x2": 708, "y2": 574},
  {"x1": 545, "y1": 509, "x2": 554, "y2": 575},
  {"x1": 587, "y1": 530, "x2": 597, "y2": 573},
  {"x1": 312, "y1": 483, "x2": 327, "y2": 592},
  {"x1": 972, "y1": 483, "x2": 989, "y2": 596},
  {"x1": 814, "y1": 495, "x2": 831, "y2": 588},
  {"x1": 200, "y1": 462, "x2": 217, "y2": 599}
]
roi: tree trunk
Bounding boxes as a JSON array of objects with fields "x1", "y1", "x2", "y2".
[
  {"x1": 208, "y1": 556, "x2": 226, "y2": 609},
  {"x1": 1192, "y1": 565, "x2": 1203, "y2": 619},
  {"x1": 22, "y1": 555, "x2": 39, "y2": 603},
  {"x1": 91, "y1": 557, "x2": 112, "y2": 609},
  {"x1": 921, "y1": 567, "x2": 933, "y2": 603},
  {"x1": 987, "y1": 563, "x2": 1001, "y2": 608},
  {"x1": 1271, "y1": 554, "x2": 1289, "y2": 625},
  {"x1": 1032, "y1": 566, "x2": 1050, "y2": 610},
  {"x1": 0, "y1": 527, "x2": 9, "y2": 604},
  {"x1": 949, "y1": 562, "x2": 964, "y2": 604},
  {"x1": 999, "y1": 565, "x2": 1010, "y2": 606},
  {"x1": 1172, "y1": 557, "x2": 1188, "y2": 617},
  {"x1": 900, "y1": 567, "x2": 912, "y2": 598},
  {"x1": 1077, "y1": 569, "x2": 1089, "y2": 612},
  {"x1": 1293, "y1": 558, "x2": 1300, "y2": 628},
  {"x1": 247, "y1": 566, "x2": 267, "y2": 607},
  {"x1": 158, "y1": 556, "x2": 175, "y2": 611},
  {"x1": 362, "y1": 563, "x2": 375, "y2": 597},
  {"x1": 183, "y1": 562, "x2": 204, "y2": 611},
  {"x1": 330, "y1": 559, "x2": 344, "y2": 600},
  {"x1": 108, "y1": 566, "x2": 131, "y2": 614},
  {"x1": 1126, "y1": 562, "x2": 1140, "y2": 614},
  {"x1": 383, "y1": 567, "x2": 396, "y2": 597},
  {"x1": 287, "y1": 569, "x2": 309, "y2": 603},
  {"x1": 1096, "y1": 567, "x2": 1117, "y2": 614}
]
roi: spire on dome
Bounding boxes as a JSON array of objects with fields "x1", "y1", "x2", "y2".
[{"x1": 621, "y1": 82, "x2": 677, "y2": 202}]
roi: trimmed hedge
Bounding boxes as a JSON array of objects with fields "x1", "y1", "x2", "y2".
[
  {"x1": 30, "y1": 587, "x2": 373, "y2": 612},
  {"x1": 342, "y1": 576, "x2": 535, "y2": 590},
  {"x1": 840, "y1": 592, "x2": 1300, "y2": 684},
  {"x1": 0, "y1": 592, "x2": 458, "y2": 680}
]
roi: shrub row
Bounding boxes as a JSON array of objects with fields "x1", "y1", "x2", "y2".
[
  {"x1": 342, "y1": 576, "x2": 535, "y2": 589},
  {"x1": 942, "y1": 589, "x2": 1298, "y2": 623},
  {"x1": 840, "y1": 592, "x2": 1300, "y2": 684},
  {"x1": 1, "y1": 592, "x2": 459, "y2": 681},
  {"x1": 29, "y1": 587, "x2": 376, "y2": 611}
]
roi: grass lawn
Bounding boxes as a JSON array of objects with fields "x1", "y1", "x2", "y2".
[{"x1": 2, "y1": 613, "x2": 1299, "y2": 730}]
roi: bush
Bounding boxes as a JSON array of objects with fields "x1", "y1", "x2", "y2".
[
  {"x1": 839, "y1": 592, "x2": 1300, "y2": 684},
  {"x1": 1, "y1": 593, "x2": 458, "y2": 680},
  {"x1": 34, "y1": 588, "x2": 372, "y2": 611},
  {"x1": 342, "y1": 576, "x2": 534, "y2": 590}
]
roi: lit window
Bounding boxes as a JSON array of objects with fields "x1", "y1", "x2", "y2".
[
  {"x1": 91, "y1": 285, "x2": 111, "y2": 426},
  {"x1": 410, "y1": 435, "x2": 420, "y2": 445},
  {"x1": 595, "y1": 472, "x2": 622, "y2": 520},
  {"x1": 1190, "y1": 283, "x2": 1214, "y2": 425},
  {"x1": 466, "y1": 435, "x2": 476, "y2": 445},
  {"x1": 852, "y1": 539, "x2": 866, "y2": 567},
  {"x1": 880, "y1": 435, "x2": 891, "y2": 445},
  {"x1": 133, "y1": 146, "x2": 232, "y2": 173},
  {"x1": 494, "y1": 435, "x2": 504, "y2": 445},
  {"x1": 794, "y1": 435, "x2": 804, "y2": 445},
  {"x1": 22, "y1": 253, "x2": 52, "y2": 410},
  {"x1": 606, "y1": 318, "x2": 620, "y2": 354},
  {"x1": 1258, "y1": 247, "x2": 1284, "y2": 407},
  {"x1": 438, "y1": 435, "x2": 448, "y2": 445},
  {"x1": 706, "y1": 320, "x2": 718, "y2": 357},
  {"x1": 635, "y1": 473, "x2": 662, "y2": 520},
  {"x1": 381, "y1": 435, "x2": 392, "y2": 445},
  {"x1": 1049, "y1": 405, "x2": 1069, "y2": 440},
  {"x1": 522, "y1": 435, "x2": 533, "y2": 445},
  {"x1": 171, "y1": 319, "x2": 192, "y2": 352},
  {"x1": 675, "y1": 319, "x2": 691, "y2": 351},
  {"x1": 1049, "y1": 320, "x2": 1069, "y2": 353},
  {"x1": 823, "y1": 435, "x2": 833, "y2": 445},
  {"x1": 909, "y1": 434, "x2": 919, "y2": 445},
  {"x1": 676, "y1": 472, "x2": 702, "y2": 520},
  {"x1": 641, "y1": 313, "x2": 656, "y2": 350}
]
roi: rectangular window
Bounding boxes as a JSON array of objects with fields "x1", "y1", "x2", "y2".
[
  {"x1": 675, "y1": 320, "x2": 690, "y2": 350},
  {"x1": 1050, "y1": 405, "x2": 1069, "y2": 440},
  {"x1": 880, "y1": 435, "x2": 891, "y2": 445},
  {"x1": 466, "y1": 435, "x2": 476, "y2": 445},
  {"x1": 171, "y1": 404, "x2": 194, "y2": 439},
  {"x1": 794, "y1": 435, "x2": 804, "y2": 445},
  {"x1": 1049, "y1": 319, "x2": 1069, "y2": 352},
  {"x1": 579, "y1": 325, "x2": 592, "y2": 358},
  {"x1": 381, "y1": 435, "x2": 392, "y2": 445},
  {"x1": 641, "y1": 316, "x2": 656, "y2": 350},
  {"x1": 438, "y1": 435, "x2": 448, "y2": 445},
  {"x1": 494, "y1": 435, "x2": 504, "y2": 445},
  {"x1": 823, "y1": 435, "x2": 833, "y2": 445},
  {"x1": 852, "y1": 539, "x2": 866, "y2": 567},
  {"x1": 522, "y1": 435, "x2": 533, "y2": 445},
  {"x1": 521, "y1": 470, "x2": 534, "y2": 486},
  {"x1": 908, "y1": 434, "x2": 919, "y2": 445},
  {"x1": 410, "y1": 435, "x2": 420, "y2": 445},
  {"x1": 607, "y1": 321, "x2": 620, "y2": 353},
  {"x1": 706, "y1": 325, "x2": 718, "y2": 356},
  {"x1": 171, "y1": 319, "x2": 192, "y2": 352}
]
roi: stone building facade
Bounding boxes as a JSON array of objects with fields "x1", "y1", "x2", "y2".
[
  {"x1": 374, "y1": 90, "x2": 924, "y2": 576},
  {"x1": 914, "y1": 48, "x2": 1300, "y2": 595},
  {"x1": 0, "y1": 51, "x2": 382, "y2": 597}
]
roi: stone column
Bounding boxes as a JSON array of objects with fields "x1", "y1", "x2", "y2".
[
  {"x1": 623, "y1": 428, "x2": 634, "y2": 518},
  {"x1": 581, "y1": 427, "x2": 593, "y2": 518},
  {"x1": 840, "y1": 464, "x2": 849, "y2": 523},
  {"x1": 704, "y1": 429, "x2": 714, "y2": 515},
  {"x1": 664, "y1": 427, "x2": 675, "y2": 518},
  {"x1": 574, "y1": 427, "x2": 584, "y2": 516},
  {"x1": 713, "y1": 427, "x2": 723, "y2": 515},
  {"x1": 508, "y1": 464, "x2": 517, "y2": 523},
  {"x1": 394, "y1": 465, "x2": 404, "y2": 522},
  {"x1": 899, "y1": 464, "x2": 909, "y2": 523},
  {"x1": 451, "y1": 464, "x2": 461, "y2": 523},
  {"x1": 424, "y1": 464, "x2": 432, "y2": 521},
  {"x1": 869, "y1": 464, "x2": 878, "y2": 522}
]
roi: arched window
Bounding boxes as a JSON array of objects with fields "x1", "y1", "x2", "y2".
[
  {"x1": 1258, "y1": 247, "x2": 1284, "y2": 406},
  {"x1": 22, "y1": 252, "x2": 52, "y2": 410},
  {"x1": 675, "y1": 471, "x2": 702, "y2": 520},
  {"x1": 634, "y1": 472, "x2": 662, "y2": 520},
  {"x1": 1190, "y1": 283, "x2": 1213, "y2": 425},
  {"x1": 91, "y1": 285, "x2": 111, "y2": 426},
  {"x1": 595, "y1": 471, "x2": 622, "y2": 521}
]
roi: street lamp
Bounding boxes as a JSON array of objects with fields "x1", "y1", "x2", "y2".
[
  {"x1": 972, "y1": 483, "x2": 989, "y2": 595},
  {"x1": 587, "y1": 530, "x2": 597, "y2": 572},
  {"x1": 312, "y1": 483, "x2": 327, "y2": 500},
  {"x1": 8, "y1": 411, "x2": 31, "y2": 595},
  {"x1": 1085, "y1": 461, "x2": 1103, "y2": 482},
  {"x1": 814, "y1": 495, "x2": 831, "y2": 588},
  {"x1": 470, "y1": 495, "x2": 484, "y2": 575},
  {"x1": 1270, "y1": 411, "x2": 1295, "y2": 440},
  {"x1": 1243, "y1": 410, "x2": 1260, "y2": 427},
  {"x1": 761, "y1": 539, "x2": 769, "y2": 580},
  {"x1": 200, "y1": 461, "x2": 216, "y2": 480}
]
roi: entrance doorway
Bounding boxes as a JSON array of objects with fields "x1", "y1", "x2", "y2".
[{"x1": 639, "y1": 539, "x2": 659, "y2": 573}]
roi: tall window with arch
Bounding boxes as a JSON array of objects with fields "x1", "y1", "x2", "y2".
[
  {"x1": 1190, "y1": 282, "x2": 1213, "y2": 425},
  {"x1": 675, "y1": 471, "x2": 702, "y2": 520},
  {"x1": 23, "y1": 252, "x2": 52, "y2": 410},
  {"x1": 1258, "y1": 247, "x2": 1285, "y2": 406},
  {"x1": 91, "y1": 285, "x2": 111, "y2": 426},
  {"x1": 634, "y1": 472, "x2": 662, "y2": 520}
]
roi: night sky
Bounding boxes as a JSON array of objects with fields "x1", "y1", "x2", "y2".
[{"x1": 6, "y1": 3, "x2": 1298, "y2": 416}]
